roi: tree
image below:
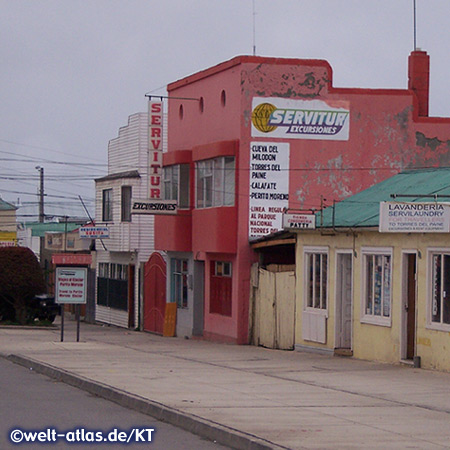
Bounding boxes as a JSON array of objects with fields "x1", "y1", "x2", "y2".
[{"x1": 0, "y1": 247, "x2": 45, "y2": 324}]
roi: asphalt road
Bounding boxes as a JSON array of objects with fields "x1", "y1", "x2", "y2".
[{"x1": 0, "y1": 358, "x2": 230, "y2": 450}]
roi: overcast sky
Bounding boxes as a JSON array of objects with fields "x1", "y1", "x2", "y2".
[{"x1": 1, "y1": 0, "x2": 449, "y2": 222}]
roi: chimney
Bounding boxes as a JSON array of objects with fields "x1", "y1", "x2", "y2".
[{"x1": 408, "y1": 50, "x2": 430, "y2": 117}]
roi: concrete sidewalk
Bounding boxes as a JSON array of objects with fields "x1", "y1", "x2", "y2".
[{"x1": 1, "y1": 319, "x2": 449, "y2": 450}]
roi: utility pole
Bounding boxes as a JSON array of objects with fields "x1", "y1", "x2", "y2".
[{"x1": 36, "y1": 166, "x2": 44, "y2": 222}]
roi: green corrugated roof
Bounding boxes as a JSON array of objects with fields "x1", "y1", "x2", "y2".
[
  {"x1": 23, "y1": 222, "x2": 84, "y2": 237},
  {"x1": 318, "y1": 168, "x2": 450, "y2": 228}
]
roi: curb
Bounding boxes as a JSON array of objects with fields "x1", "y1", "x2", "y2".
[
  {"x1": 0, "y1": 325, "x2": 58, "y2": 330},
  {"x1": 5, "y1": 354, "x2": 288, "y2": 450}
]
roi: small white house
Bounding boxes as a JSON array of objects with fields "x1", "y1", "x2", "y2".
[{"x1": 95, "y1": 112, "x2": 155, "y2": 328}]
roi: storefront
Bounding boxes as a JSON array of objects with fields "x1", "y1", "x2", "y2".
[{"x1": 295, "y1": 168, "x2": 450, "y2": 371}]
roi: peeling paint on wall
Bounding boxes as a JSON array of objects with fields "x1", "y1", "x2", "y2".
[
  {"x1": 241, "y1": 64, "x2": 329, "y2": 100},
  {"x1": 394, "y1": 106, "x2": 412, "y2": 130},
  {"x1": 412, "y1": 131, "x2": 450, "y2": 168},
  {"x1": 416, "y1": 131, "x2": 450, "y2": 152}
]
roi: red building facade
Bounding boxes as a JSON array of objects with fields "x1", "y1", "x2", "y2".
[{"x1": 153, "y1": 51, "x2": 450, "y2": 343}]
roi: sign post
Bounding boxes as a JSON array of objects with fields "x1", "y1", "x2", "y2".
[{"x1": 55, "y1": 267, "x2": 87, "y2": 342}]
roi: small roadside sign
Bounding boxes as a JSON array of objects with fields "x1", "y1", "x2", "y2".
[{"x1": 55, "y1": 267, "x2": 87, "y2": 304}]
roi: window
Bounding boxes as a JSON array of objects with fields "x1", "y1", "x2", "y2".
[
  {"x1": 196, "y1": 160, "x2": 213, "y2": 208},
  {"x1": 361, "y1": 248, "x2": 392, "y2": 326},
  {"x1": 171, "y1": 259, "x2": 188, "y2": 308},
  {"x1": 215, "y1": 261, "x2": 232, "y2": 277},
  {"x1": 163, "y1": 164, "x2": 190, "y2": 209},
  {"x1": 97, "y1": 263, "x2": 129, "y2": 311},
  {"x1": 121, "y1": 186, "x2": 132, "y2": 222},
  {"x1": 221, "y1": 89, "x2": 226, "y2": 107},
  {"x1": 99, "y1": 262, "x2": 109, "y2": 278},
  {"x1": 196, "y1": 157, "x2": 235, "y2": 208},
  {"x1": 430, "y1": 252, "x2": 450, "y2": 328},
  {"x1": 304, "y1": 249, "x2": 328, "y2": 311},
  {"x1": 102, "y1": 189, "x2": 113, "y2": 222},
  {"x1": 210, "y1": 261, "x2": 232, "y2": 316}
]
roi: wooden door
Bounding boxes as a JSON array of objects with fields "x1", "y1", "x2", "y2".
[
  {"x1": 254, "y1": 268, "x2": 295, "y2": 350},
  {"x1": 143, "y1": 253, "x2": 166, "y2": 334}
]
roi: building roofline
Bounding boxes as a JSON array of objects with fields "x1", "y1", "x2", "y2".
[
  {"x1": 166, "y1": 54, "x2": 450, "y2": 124},
  {"x1": 167, "y1": 55, "x2": 333, "y2": 91},
  {"x1": 95, "y1": 170, "x2": 141, "y2": 183},
  {"x1": 0, "y1": 199, "x2": 18, "y2": 211}
]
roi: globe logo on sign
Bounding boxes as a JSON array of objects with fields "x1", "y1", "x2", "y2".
[{"x1": 251, "y1": 103, "x2": 278, "y2": 133}]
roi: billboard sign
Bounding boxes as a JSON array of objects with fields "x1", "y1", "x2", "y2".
[
  {"x1": 251, "y1": 97, "x2": 350, "y2": 141},
  {"x1": 379, "y1": 202, "x2": 450, "y2": 233},
  {"x1": 249, "y1": 142, "x2": 290, "y2": 240}
]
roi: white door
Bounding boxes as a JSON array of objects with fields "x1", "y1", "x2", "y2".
[{"x1": 336, "y1": 253, "x2": 352, "y2": 349}]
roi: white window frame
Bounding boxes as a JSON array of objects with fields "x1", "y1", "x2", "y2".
[
  {"x1": 196, "y1": 156, "x2": 235, "y2": 208},
  {"x1": 427, "y1": 248, "x2": 450, "y2": 332},
  {"x1": 163, "y1": 164, "x2": 190, "y2": 209},
  {"x1": 215, "y1": 261, "x2": 232, "y2": 277},
  {"x1": 303, "y1": 246, "x2": 329, "y2": 316},
  {"x1": 360, "y1": 247, "x2": 393, "y2": 327},
  {"x1": 121, "y1": 185, "x2": 132, "y2": 222},
  {"x1": 171, "y1": 258, "x2": 189, "y2": 308},
  {"x1": 102, "y1": 188, "x2": 113, "y2": 222}
]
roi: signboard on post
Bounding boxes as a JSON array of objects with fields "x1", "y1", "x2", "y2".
[
  {"x1": 131, "y1": 199, "x2": 178, "y2": 215},
  {"x1": 79, "y1": 226, "x2": 109, "y2": 239},
  {"x1": 55, "y1": 267, "x2": 87, "y2": 304},
  {"x1": 283, "y1": 212, "x2": 316, "y2": 230},
  {"x1": 148, "y1": 100, "x2": 163, "y2": 199},
  {"x1": 379, "y1": 202, "x2": 450, "y2": 233}
]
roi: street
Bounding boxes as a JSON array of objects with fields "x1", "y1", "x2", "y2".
[{"x1": 0, "y1": 358, "x2": 229, "y2": 450}]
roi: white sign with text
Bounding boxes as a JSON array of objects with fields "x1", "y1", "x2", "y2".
[
  {"x1": 283, "y1": 212, "x2": 316, "y2": 230},
  {"x1": 249, "y1": 142, "x2": 290, "y2": 240},
  {"x1": 55, "y1": 267, "x2": 87, "y2": 304},
  {"x1": 379, "y1": 202, "x2": 450, "y2": 233}
]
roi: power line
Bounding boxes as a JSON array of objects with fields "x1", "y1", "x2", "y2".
[{"x1": 0, "y1": 139, "x2": 107, "y2": 164}]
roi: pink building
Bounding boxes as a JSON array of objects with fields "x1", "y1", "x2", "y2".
[{"x1": 150, "y1": 51, "x2": 450, "y2": 343}]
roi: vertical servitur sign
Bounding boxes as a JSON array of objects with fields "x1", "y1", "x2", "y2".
[{"x1": 149, "y1": 101, "x2": 163, "y2": 199}]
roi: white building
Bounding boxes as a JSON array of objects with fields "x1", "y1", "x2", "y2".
[{"x1": 95, "y1": 112, "x2": 155, "y2": 328}]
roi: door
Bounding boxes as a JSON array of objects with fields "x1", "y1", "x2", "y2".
[
  {"x1": 193, "y1": 261, "x2": 205, "y2": 336},
  {"x1": 405, "y1": 254, "x2": 417, "y2": 360},
  {"x1": 128, "y1": 264, "x2": 135, "y2": 329},
  {"x1": 336, "y1": 253, "x2": 352, "y2": 349},
  {"x1": 254, "y1": 268, "x2": 295, "y2": 350},
  {"x1": 143, "y1": 253, "x2": 166, "y2": 334}
]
